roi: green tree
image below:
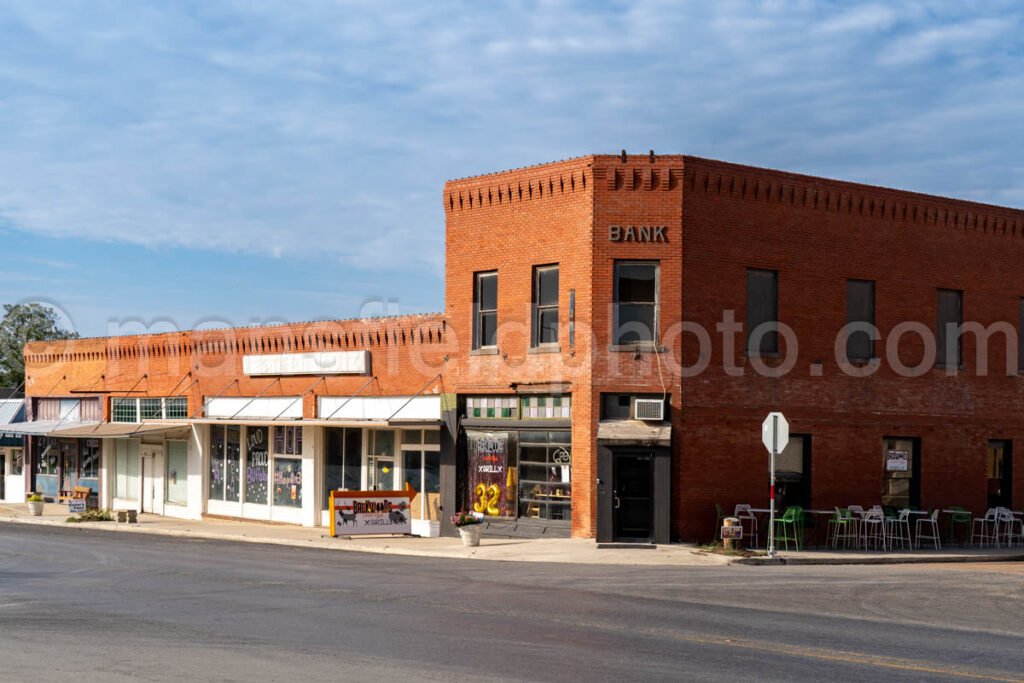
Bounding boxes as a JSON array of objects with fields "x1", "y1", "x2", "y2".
[{"x1": 0, "y1": 303, "x2": 80, "y2": 387}]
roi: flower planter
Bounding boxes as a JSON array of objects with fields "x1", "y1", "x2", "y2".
[
  {"x1": 458, "y1": 524, "x2": 482, "y2": 547},
  {"x1": 27, "y1": 501, "x2": 45, "y2": 517}
]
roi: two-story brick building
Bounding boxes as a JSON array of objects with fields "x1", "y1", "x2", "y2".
[{"x1": 9, "y1": 153, "x2": 1024, "y2": 542}]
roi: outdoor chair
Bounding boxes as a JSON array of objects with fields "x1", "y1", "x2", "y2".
[
  {"x1": 828, "y1": 507, "x2": 857, "y2": 549},
  {"x1": 885, "y1": 509, "x2": 912, "y2": 551},
  {"x1": 996, "y1": 508, "x2": 1022, "y2": 548},
  {"x1": 915, "y1": 510, "x2": 942, "y2": 550},
  {"x1": 774, "y1": 506, "x2": 802, "y2": 551},
  {"x1": 972, "y1": 508, "x2": 999, "y2": 547},
  {"x1": 945, "y1": 507, "x2": 971, "y2": 545},
  {"x1": 859, "y1": 509, "x2": 885, "y2": 550},
  {"x1": 714, "y1": 503, "x2": 726, "y2": 540},
  {"x1": 734, "y1": 504, "x2": 759, "y2": 548}
]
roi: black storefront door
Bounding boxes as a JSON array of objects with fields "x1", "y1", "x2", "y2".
[{"x1": 613, "y1": 452, "x2": 653, "y2": 542}]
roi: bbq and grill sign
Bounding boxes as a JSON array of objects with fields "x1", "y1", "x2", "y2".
[{"x1": 329, "y1": 489, "x2": 414, "y2": 537}]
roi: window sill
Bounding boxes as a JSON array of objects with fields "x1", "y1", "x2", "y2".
[
  {"x1": 528, "y1": 345, "x2": 561, "y2": 354},
  {"x1": 845, "y1": 357, "x2": 878, "y2": 367},
  {"x1": 608, "y1": 343, "x2": 667, "y2": 353},
  {"x1": 470, "y1": 347, "x2": 500, "y2": 356}
]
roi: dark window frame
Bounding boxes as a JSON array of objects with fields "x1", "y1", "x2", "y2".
[
  {"x1": 473, "y1": 271, "x2": 498, "y2": 350},
  {"x1": 936, "y1": 288, "x2": 963, "y2": 369},
  {"x1": 746, "y1": 268, "x2": 779, "y2": 356},
  {"x1": 531, "y1": 264, "x2": 560, "y2": 348},
  {"x1": 845, "y1": 279, "x2": 877, "y2": 361},
  {"x1": 613, "y1": 260, "x2": 660, "y2": 346}
]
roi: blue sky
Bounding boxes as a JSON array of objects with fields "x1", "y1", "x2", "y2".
[{"x1": 1, "y1": 1, "x2": 1022, "y2": 337}]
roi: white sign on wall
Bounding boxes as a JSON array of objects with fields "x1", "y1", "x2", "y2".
[{"x1": 243, "y1": 351, "x2": 370, "y2": 376}]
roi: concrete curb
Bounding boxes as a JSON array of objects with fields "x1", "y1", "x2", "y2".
[
  {"x1": 730, "y1": 553, "x2": 1024, "y2": 566},
  {"x1": 0, "y1": 515, "x2": 725, "y2": 566}
]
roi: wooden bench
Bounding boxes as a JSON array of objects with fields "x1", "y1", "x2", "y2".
[{"x1": 58, "y1": 485, "x2": 92, "y2": 503}]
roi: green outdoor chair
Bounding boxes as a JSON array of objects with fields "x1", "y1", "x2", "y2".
[
  {"x1": 774, "y1": 506, "x2": 803, "y2": 551},
  {"x1": 714, "y1": 503, "x2": 725, "y2": 540},
  {"x1": 946, "y1": 506, "x2": 971, "y2": 545}
]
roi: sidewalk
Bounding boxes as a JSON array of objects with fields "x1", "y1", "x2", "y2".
[{"x1": 2, "y1": 503, "x2": 1022, "y2": 566}]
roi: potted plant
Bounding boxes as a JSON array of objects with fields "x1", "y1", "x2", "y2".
[
  {"x1": 452, "y1": 511, "x2": 483, "y2": 547},
  {"x1": 26, "y1": 493, "x2": 45, "y2": 517}
]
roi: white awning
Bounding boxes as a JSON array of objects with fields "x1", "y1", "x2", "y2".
[
  {"x1": 596, "y1": 420, "x2": 671, "y2": 447},
  {"x1": 53, "y1": 422, "x2": 190, "y2": 438},
  {"x1": 186, "y1": 418, "x2": 441, "y2": 428},
  {"x1": 0, "y1": 420, "x2": 102, "y2": 436}
]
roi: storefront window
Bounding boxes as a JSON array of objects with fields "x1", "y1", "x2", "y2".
[
  {"x1": 466, "y1": 431, "x2": 515, "y2": 517},
  {"x1": 517, "y1": 431, "x2": 571, "y2": 522},
  {"x1": 273, "y1": 458, "x2": 302, "y2": 507},
  {"x1": 402, "y1": 429, "x2": 442, "y2": 522},
  {"x1": 245, "y1": 426, "x2": 269, "y2": 505},
  {"x1": 208, "y1": 425, "x2": 241, "y2": 502},
  {"x1": 209, "y1": 426, "x2": 225, "y2": 500},
  {"x1": 114, "y1": 439, "x2": 140, "y2": 500},
  {"x1": 35, "y1": 438, "x2": 59, "y2": 475},
  {"x1": 273, "y1": 426, "x2": 302, "y2": 456},
  {"x1": 81, "y1": 439, "x2": 101, "y2": 479},
  {"x1": 324, "y1": 428, "x2": 362, "y2": 509}
]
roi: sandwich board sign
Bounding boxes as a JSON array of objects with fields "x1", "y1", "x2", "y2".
[
  {"x1": 761, "y1": 412, "x2": 789, "y2": 558},
  {"x1": 329, "y1": 489, "x2": 414, "y2": 537}
]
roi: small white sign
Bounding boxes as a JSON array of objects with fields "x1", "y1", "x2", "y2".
[
  {"x1": 68, "y1": 499, "x2": 87, "y2": 514},
  {"x1": 721, "y1": 526, "x2": 743, "y2": 539},
  {"x1": 761, "y1": 412, "x2": 790, "y2": 454},
  {"x1": 243, "y1": 351, "x2": 370, "y2": 376},
  {"x1": 886, "y1": 450, "x2": 909, "y2": 472}
]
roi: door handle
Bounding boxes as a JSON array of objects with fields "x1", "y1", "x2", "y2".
[{"x1": 614, "y1": 496, "x2": 621, "y2": 509}]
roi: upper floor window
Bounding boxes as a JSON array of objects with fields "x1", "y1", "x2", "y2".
[
  {"x1": 614, "y1": 261, "x2": 659, "y2": 345},
  {"x1": 845, "y1": 279, "x2": 876, "y2": 361},
  {"x1": 746, "y1": 268, "x2": 778, "y2": 355},
  {"x1": 532, "y1": 265, "x2": 559, "y2": 347},
  {"x1": 473, "y1": 271, "x2": 498, "y2": 349},
  {"x1": 936, "y1": 289, "x2": 963, "y2": 368},
  {"x1": 112, "y1": 397, "x2": 188, "y2": 422}
]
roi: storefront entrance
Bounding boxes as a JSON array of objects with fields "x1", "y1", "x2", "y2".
[
  {"x1": 367, "y1": 455, "x2": 396, "y2": 490},
  {"x1": 612, "y1": 452, "x2": 653, "y2": 542}
]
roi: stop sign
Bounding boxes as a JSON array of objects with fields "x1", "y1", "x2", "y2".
[{"x1": 761, "y1": 412, "x2": 789, "y2": 454}]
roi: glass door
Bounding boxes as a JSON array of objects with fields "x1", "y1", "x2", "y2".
[
  {"x1": 368, "y1": 456, "x2": 395, "y2": 491},
  {"x1": 60, "y1": 440, "x2": 79, "y2": 495}
]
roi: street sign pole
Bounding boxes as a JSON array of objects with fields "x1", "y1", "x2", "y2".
[
  {"x1": 769, "y1": 414, "x2": 777, "y2": 559},
  {"x1": 762, "y1": 412, "x2": 788, "y2": 559}
]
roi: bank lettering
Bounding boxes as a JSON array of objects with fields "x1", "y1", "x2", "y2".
[{"x1": 609, "y1": 225, "x2": 668, "y2": 243}]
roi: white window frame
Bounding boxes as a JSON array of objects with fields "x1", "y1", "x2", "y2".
[{"x1": 111, "y1": 397, "x2": 188, "y2": 422}]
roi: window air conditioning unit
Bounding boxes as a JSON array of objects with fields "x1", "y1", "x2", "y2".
[{"x1": 633, "y1": 398, "x2": 664, "y2": 421}]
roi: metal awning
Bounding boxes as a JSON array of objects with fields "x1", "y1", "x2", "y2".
[
  {"x1": 0, "y1": 420, "x2": 101, "y2": 436},
  {"x1": 53, "y1": 422, "x2": 190, "y2": 438},
  {"x1": 596, "y1": 420, "x2": 671, "y2": 447},
  {"x1": 185, "y1": 418, "x2": 443, "y2": 428}
]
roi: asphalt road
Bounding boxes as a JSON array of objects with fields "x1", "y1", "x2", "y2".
[{"x1": 0, "y1": 523, "x2": 1022, "y2": 682}]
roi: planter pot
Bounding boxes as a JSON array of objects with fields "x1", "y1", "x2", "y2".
[
  {"x1": 458, "y1": 524, "x2": 482, "y2": 547},
  {"x1": 27, "y1": 501, "x2": 44, "y2": 517}
]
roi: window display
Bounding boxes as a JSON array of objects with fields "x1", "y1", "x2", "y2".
[
  {"x1": 273, "y1": 458, "x2": 302, "y2": 507},
  {"x1": 517, "y1": 431, "x2": 571, "y2": 521},
  {"x1": 245, "y1": 426, "x2": 269, "y2": 505}
]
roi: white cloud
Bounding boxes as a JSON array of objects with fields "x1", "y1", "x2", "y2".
[{"x1": 0, "y1": 0, "x2": 1022, "y2": 279}]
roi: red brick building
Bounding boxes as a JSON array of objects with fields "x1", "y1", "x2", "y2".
[{"x1": 12, "y1": 153, "x2": 1024, "y2": 542}]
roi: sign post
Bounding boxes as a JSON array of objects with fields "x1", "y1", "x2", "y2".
[{"x1": 761, "y1": 412, "x2": 789, "y2": 558}]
